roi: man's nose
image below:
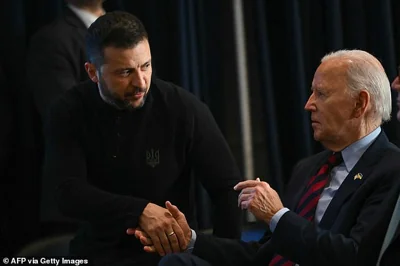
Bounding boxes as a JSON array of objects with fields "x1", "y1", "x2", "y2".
[
  {"x1": 304, "y1": 93, "x2": 315, "y2": 111},
  {"x1": 133, "y1": 71, "x2": 146, "y2": 88}
]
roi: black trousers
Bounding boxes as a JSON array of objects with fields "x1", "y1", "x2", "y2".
[{"x1": 158, "y1": 253, "x2": 212, "y2": 266}]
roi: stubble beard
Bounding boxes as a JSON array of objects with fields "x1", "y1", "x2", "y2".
[{"x1": 98, "y1": 81, "x2": 148, "y2": 111}]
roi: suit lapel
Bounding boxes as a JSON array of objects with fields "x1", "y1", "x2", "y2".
[
  {"x1": 319, "y1": 132, "x2": 389, "y2": 230},
  {"x1": 284, "y1": 150, "x2": 331, "y2": 210},
  {"x1": 63, "y1": 6, "x2": 87, "y2": 30},
  {"x1": 392, "y1": 224, "x2": 400, "y2": 247},
  {"x1": 384, "y1": 193, "x2": 400, "y2": 252}
]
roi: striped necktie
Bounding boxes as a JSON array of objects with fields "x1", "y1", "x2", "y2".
[{"x1": 269, "y1": 152, "x2": 343, "y2": 266}]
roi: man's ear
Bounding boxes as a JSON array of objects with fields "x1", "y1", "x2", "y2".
[
  {"x1": 85, "y1": 62, "x2": 99, "y2": 83},
  {"x1": 354, "y1": 90, "x2": 370, "y2": 118}
]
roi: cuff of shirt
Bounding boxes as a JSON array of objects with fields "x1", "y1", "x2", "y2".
[
  {"x1": 269, "y1": 207, "x2": 290, "y2": 232},
  {"x1": 184, "y1": 229, "x2": 197, "y2": 253}
]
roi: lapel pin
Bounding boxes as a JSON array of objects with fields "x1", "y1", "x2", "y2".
[{"x1": 354, "y1": 173, "x2": 363, "y2": 180}]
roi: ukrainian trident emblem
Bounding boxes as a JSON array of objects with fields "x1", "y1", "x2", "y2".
[{"x1": 146, "y1": 149, "x2": 160, "y2": 168}]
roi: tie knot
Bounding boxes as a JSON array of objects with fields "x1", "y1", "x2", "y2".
[{"x1": 327, "y1": 152, "x2": 343, "y2": 168}]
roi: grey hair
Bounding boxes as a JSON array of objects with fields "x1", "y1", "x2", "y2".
[{"x1": 321, "y1": 49, "x2": 391, "y2": 123}]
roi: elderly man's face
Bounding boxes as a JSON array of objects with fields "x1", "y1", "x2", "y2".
[{"x1": 304, "y1": 59, "x2": 358, "y2": 149}]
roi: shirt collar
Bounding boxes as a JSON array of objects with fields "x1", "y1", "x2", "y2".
[
  {"x1": 67, "y1": 4, "x2": 103, "y2": 28},
  {"x1": 341, "y1": 126, "x2": 381, "y2": 172}
]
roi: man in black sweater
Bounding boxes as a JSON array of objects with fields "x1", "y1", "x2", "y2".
[{"x1": 43, "y1": 11, "x2": 242, "y2": 266}]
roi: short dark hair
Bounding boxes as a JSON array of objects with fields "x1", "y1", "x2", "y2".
[{"x1": 86, "y1": 11, "x2": 148, "y2": 66}]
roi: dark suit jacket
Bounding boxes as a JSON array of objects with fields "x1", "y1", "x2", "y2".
[
  {"x1": 26, "y1": 6, "x2": 89, "y2": 226},
  {"x1": 0, "y1": 64, "x2": 15, "y2": 182},
  {"x1": 356, "y1": 178, "x2": 400, "y2": 265},
  {"x1": 0, "y1": 64, "x2": 14, "y2": 255},
  {"x1": 26, "y1": 6, "x2": 89, "y2": 119},
  {"x1": 192, "y1": 131, "x2": 400, "y2": 266}
]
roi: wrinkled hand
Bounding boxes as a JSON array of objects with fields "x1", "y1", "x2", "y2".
[
  {"x1": 165, "y1": 201, "x2": 192, "y2": 249},
  {"x1": 392, "y1": 76, "x2": 400, "y2": 90},
  {"x1": 234, "y1": 178, "x2": 283, "y2": 224},
  {"x1": 134, "y1": 202, "x2": 186, "y2": 256}
]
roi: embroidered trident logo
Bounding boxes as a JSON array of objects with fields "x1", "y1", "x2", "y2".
[{"x1": 146, "y1": 149, "x2": 160, "y2": 168}]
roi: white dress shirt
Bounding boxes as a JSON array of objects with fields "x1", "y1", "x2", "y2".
[{"x1": 67, "y1": 3, "x2": 103, "y2": 28}]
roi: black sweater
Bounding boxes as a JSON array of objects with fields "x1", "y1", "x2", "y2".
[{"x1": 43, "y1": 78, "x2": 243, "y2": 265}]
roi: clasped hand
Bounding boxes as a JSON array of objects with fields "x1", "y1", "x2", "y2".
[
  {"x1": 130, "y1": 179, "x2": 283, "y2": 256},
  {"x1": 126, "y1": 201, "x2": 191, "y2": 256}
]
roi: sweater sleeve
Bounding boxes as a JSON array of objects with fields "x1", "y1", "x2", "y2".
[
  {"x1": 43, "y1": 98, "x2": 149, "y2": 230},
  {"x1": 188, "y1": 99, "x2": 243, "y2": 239}
]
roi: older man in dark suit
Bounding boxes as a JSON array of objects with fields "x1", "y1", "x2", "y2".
[
  {"x1": 26, "y1": 0, "x2": 105, "y2": 119},
  {"x1": 134, "y1": 49, "x2": 400, "y2": 266}
]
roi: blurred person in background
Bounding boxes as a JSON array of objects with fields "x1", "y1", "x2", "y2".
[
  {"x1": 24, "y1": 0, "x2": 106, "y2": 246},
  {"x1": 0, "y1": 63, "x2": 15, "y2": 256},
  {"x1": 26, "y1": 0, "x2": 105, "y2": 119}
]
